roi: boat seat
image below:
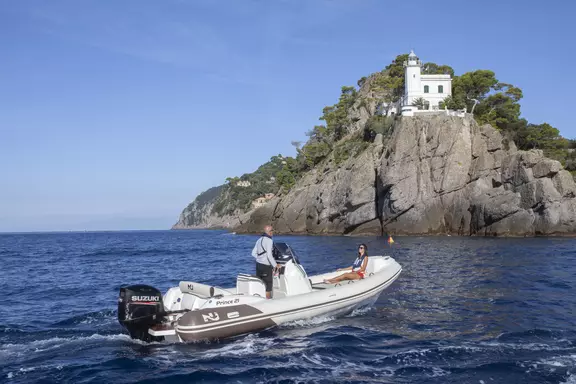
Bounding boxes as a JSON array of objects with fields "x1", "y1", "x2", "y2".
[
  {"x1": 236, "y1": 273, "x2": 266, "y2": 297},
  {"x1": 239, "y1": 274, "x2": 262, "y2": 279},
  {"x1": 237, "y1": 273, "x2": 265, "y2": 281},
  {"x1": 364, "y1": 256, "x2": 388, "y2": 275}
]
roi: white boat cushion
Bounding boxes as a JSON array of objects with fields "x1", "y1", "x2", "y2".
[
  {"x1": 365, "y1": 257, "x2": 387, "y2": 275},
  {"x1": 178, "y1": 281, "x2": 232, "y2": 298}
]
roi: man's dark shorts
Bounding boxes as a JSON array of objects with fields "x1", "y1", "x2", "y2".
[{"x1": 256, "y1": 262, "x2": 273, "y2": 292}]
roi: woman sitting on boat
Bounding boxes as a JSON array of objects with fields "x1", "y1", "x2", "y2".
[{"x1": 324, "y1": 244, "x2": 369, "y2": 284}]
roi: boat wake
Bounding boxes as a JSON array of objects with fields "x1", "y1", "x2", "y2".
[
  {"x1": 200, "y1": 334, "x2": 276, "y2": 359},
  {"x1": 0, "y1": 333, "x2": 150, "y2": 358},
  {"x1": 52, "y1": 309, "x2": 117, "y2": 328},
  {"x1": 279, "y1": 315, "x2": 336, "y2": 329},
  {"x1": 3, "y1": 320, "x2": 576, "y2": 384}
]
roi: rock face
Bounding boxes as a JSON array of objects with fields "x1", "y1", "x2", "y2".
[
  {"x1": 172, "y1": 202, "x2": 239, "y2": 230},
  {"x1": 172, "y1": 186, "x2": 245, "y2": 230},
  {"x1": 236, "y1": 114, "x2": 576, "y2": 236}
]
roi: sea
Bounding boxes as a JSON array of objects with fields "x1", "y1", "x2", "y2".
[{"x1": 1, "y1": 230, "x2": 575, "y2": 384}]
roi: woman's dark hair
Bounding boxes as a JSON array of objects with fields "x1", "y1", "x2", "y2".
[{"x1": 358, "y1": 243, "x2": 368, "y2": 256}]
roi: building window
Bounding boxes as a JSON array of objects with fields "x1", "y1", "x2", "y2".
[
  {"x1": 438, "y1": 85, "x2": 443, "y2": 93},
  {"x1": 424, "y1": 85, "x2": 429, "y2": 93}
]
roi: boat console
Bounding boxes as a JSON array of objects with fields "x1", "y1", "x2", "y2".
[
  {"x1": 272, "y1": 258, "x2": 312, "y2": 298},
  {"x1": 273, "y1": 242, "x2": 300, "y2": 266},
  {"x1": 234, "y1": 241, "x2": 310, "y2": 298}
]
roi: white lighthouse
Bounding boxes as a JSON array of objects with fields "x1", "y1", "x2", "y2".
[
  {"x1": 400, "y1": 49, "x2": 452, "y2": 116},
  {"x1": 404, "y1": 50, "x2": 422, "y2": 107}
]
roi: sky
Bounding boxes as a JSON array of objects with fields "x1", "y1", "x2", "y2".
[{"x1": 1, "y1": 0, "x2": 575, "y2": 232}]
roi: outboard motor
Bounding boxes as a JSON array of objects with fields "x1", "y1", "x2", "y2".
[{"x1": 118, "y1": 284, "x2": 165, "y2": 342}]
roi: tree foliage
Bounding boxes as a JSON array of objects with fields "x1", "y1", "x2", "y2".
[
  {"x1": 214, "y1": 156, "x2": 287, "y2": 215},
  {"x1": 365, "y1": 115, "x2": 394, "y2": 136},
  {"x1": 436, "y1": 68, "x2": 571, "y2": 161},
  {"x1": 422, "y1": 63, "x2": 455, "y2": 76},
  {"x1": 275, "y1": 157, "x2": 298, "y2": 191},
  {"x1": 296, "y1": 85, "x2": 361, "y2": 168},
  {"x1": 333, "y1": 134, "x2": 369, "y2": 165},
  {"x1": 512, "y1": 122, "x2": 562, "y2": 150},
  {"x1": 370, "y1": 54, "x2": 408, "y2": 103},
  {"x1": 412, "y1": 97, "x2": 427, "y2": 110},
  {"x1": 320, "y1": 86, "x2": 358, "y2": 142},
  {"x1": 300, "y1": 142, "x2": 332, "y2": 168}
]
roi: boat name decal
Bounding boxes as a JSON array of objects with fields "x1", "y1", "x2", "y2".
[
  {"x1": 131, "y1": 296, "x2": 160, "y2": 302},
  {"x1": 216, "y1": 298, "x2": 240, "y2": 306},
  {"x1": 202, "y1": 312, "x2": 220, "y2": 322}
]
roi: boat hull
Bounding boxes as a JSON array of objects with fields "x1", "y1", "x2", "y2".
[{"x1": 175, "y1": 260, "x2": 401, "y2": 342}]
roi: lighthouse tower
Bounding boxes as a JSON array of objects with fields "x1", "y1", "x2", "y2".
[
  {"x1": 403, "y1": 50, "x2": 421, "y2": 109},
  {"x1": 397, "y1": 49, "x2": 453, "y2": 116}
]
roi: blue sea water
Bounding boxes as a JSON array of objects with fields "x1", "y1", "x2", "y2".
[{"x1": 1, "y1": 230, "x2": 576, "y2": 384}]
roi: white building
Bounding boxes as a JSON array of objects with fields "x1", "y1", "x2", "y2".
[
  {"x1": 401, "y1": 50, "x2": 452, "y2": 116},
  {"x1": 236, "y1": 180, "x2": 251, "y2": 187},
  {"x1": 251, "y1": 193, "x2": 275, "y2": 209}
]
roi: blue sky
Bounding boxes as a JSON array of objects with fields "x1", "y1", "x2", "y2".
[{"x1": 1, "y1": 0, "x2": 575, "y2": 232}]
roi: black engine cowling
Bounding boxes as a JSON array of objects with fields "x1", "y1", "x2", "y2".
[{"x1": 118, "y1": 284, "x2": 165, "y2": 342}]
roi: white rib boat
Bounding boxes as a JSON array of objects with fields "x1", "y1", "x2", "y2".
[{"x1": 117, "y1": 242, "x2": 402, "y2": 342}]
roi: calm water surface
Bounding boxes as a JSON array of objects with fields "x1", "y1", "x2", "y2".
[{"x1": 1, "y1": 230, "x2": 575, "y2": 383}]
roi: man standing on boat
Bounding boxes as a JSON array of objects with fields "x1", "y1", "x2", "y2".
[{"x1": 251, "y1": 225, "x2": 278, "y2": 299}]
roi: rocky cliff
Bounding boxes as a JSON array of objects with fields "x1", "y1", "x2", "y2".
[
  {"x1": 235, "y1": 114, "x2": 576, "y2": 236},
  {"x1": 172, "y1": 185, "x2": 242, "y2": 230}
]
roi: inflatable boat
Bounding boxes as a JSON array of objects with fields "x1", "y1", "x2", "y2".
[{"x1": 117, "y1": 242, "x2": 402, "y2": 343}]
